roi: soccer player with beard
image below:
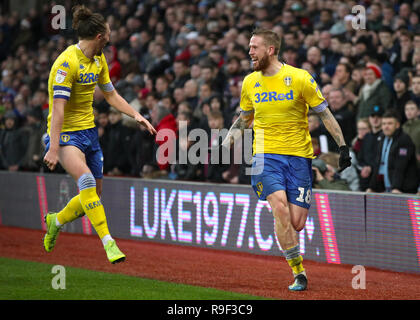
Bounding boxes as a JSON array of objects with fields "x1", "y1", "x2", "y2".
[
  {"x1": 42, "y1": 5, "x2": 156, "y2": 263},
  {"x1": 221, "y1": 29, "x2": 351, "y2": 290}
]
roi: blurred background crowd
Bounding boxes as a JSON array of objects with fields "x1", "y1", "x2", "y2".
[{"x1": 0, "y1": 0, "x2": 419, "y2": 194}]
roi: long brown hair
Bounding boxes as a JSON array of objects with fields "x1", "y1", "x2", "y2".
[{"x1": 72, "y1": 5, "x2": 107, "y2": 40}]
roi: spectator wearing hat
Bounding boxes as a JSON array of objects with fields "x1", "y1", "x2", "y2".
[
  {"x1": 393, "y1": 71, "x2": 412, "y2": 124},
  {"x1": 356, "y1": 62, "x2": 393, "y2": 120},
  {"x1": 367, "y1": 109, "x2": 419, "y2": 194},
  {"x1": 0, "y1": 111, "x2": 29, "y2": 171}
]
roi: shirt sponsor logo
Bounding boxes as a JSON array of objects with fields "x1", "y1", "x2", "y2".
[
  {"x1": 254, "y1": 90, "x2": 294, "y2": 103},
  {"x1": 77, "y1": 73, "x2": 99, "y2": 84}
]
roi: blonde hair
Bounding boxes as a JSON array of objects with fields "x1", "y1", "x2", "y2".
[{"x1": 251, "y1": 28, "x2": 281, "y2": 56}]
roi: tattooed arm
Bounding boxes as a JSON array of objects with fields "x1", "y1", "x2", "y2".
[
  {"x1": 318, "y1": 107, "x2": 352, "y2": 172},
  {"x1": 221, "y1": 110, "x2": 254, "y2": 148},
  {"x1": 317, "y1": 107, "x2": 346, "y2": 147}
]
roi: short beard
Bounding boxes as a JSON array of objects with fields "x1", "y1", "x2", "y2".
[{"x1": 253, "y1": 53, "x2": 270, "y2": 72}]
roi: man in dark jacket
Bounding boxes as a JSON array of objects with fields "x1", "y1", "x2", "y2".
[
  {"x1": 0, "y1": 111, "x2": 29, "y2": 171},
  {"x1": 326, "y1": 88, "x2": 356, "y2": 151},
  {"x1": 103, "y1": 108, "x2": 134, "y2": 176},
  {"x1": 392, "y1": 71, "x2": 411, "y2": 124},
  {"x1": 356, "y1": 104, "x2": 384, "y2": 191},
  {"x1": 367, "y1": 109, "x2": 419, "y2": 194}
]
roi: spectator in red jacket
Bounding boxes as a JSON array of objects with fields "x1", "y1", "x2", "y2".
[
  {"x1": 152, "y1": 103, "x2": 177, "y2": 171},
  {"x1": 104, "y1": 45, "x2": 121, "y2": 83}
]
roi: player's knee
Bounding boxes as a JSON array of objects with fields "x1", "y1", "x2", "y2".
[
  {"x1": 294, "y1": 221, "x2": 306, "y2": 232},
  {"x1": 78, "y1": 173, "x2": 96, "y2": 191}
]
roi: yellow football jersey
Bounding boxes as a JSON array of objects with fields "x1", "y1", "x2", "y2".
[
  {"x1": 240, "y1": 64, "x2": 327, "y2": 158},
  {"x1": 47, "y1": 44, "x2": 113, "y2": 134}
]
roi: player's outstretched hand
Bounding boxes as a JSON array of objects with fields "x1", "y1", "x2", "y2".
[
  {"x1": 338, "y1": 145, "x2": 352, "y2": 173},
  {"x1": 135, "y1": 113, "x2": 157, "y2": 135}
]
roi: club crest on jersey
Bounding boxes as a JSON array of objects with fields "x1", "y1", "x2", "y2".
[
  {"x1": 61, "y1": 134, "x2": 70, "y2": 143},
  {"x1": 284, "y1": 76, "x2": 292, "y2": 86},
  {"x1": 55, "y1": 69, "x2": 67, "y2": 84}
]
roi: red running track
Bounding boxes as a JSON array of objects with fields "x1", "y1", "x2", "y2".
[{"x1": 1, "y1": 226, "x2": 419, "y2": 300}]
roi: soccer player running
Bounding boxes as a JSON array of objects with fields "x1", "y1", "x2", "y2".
[
  {"x1": 42, "y1": 5, "x2": 156, "y2": 264},
  {"x1": 221, "y1": 29, "x2": 351, "y2": 290}
]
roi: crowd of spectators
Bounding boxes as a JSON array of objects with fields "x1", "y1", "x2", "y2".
[{"x1": 1, "y1": 0, "x2": 420, "y2": 194}]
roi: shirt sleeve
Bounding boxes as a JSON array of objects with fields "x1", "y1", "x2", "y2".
[
  {"x1": 51, "y1": 57, "x2": 77, "y2": 100},
  {"x1": 98, "y1": 53, "x2": 115, "y2": 92},
  {"x1": 301, "y1": 71, "x2": 327, "y2": 112},
  {"x1": 239, "y1": 76, "x2": 254, "y2": 113}
]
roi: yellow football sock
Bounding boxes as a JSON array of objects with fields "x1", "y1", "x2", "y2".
[
  {"x1": 56, "y1": 195, "x2": 85, "y2": 225},
  {"x1": 78, "y1": 173, "x2": 110, "y2": 240},
  {"x1": 284, "y1": 244, "x2": 305, "y2": 276},
  {"x1": 287, "y1": 255, "x2": 305, "y2": 276},
  {"x1": 79, "y1": 186, "x2": 110, "y2": 239}
]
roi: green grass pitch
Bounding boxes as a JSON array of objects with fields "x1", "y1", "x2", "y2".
[{"x1": 0, "y1": 257, "x2": 267, "y2": 300}]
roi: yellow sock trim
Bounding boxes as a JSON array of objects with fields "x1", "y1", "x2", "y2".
[
  {"x1": 57, "y1": 195, "x2": 85, "y2": 225},
  {"x1": 287, "y1": 256, "x2": 305, "y2": 275},
  {"x1": 79, "y1": 187, "x2": 110, "y2": 239}
]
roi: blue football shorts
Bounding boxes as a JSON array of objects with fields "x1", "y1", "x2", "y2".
[
  {"x1": 251, "y1": 153, "x2": 313, "y2": 209},
  {"x1": 44, "y1": 127, "x2": 104, "y2": 179}
]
